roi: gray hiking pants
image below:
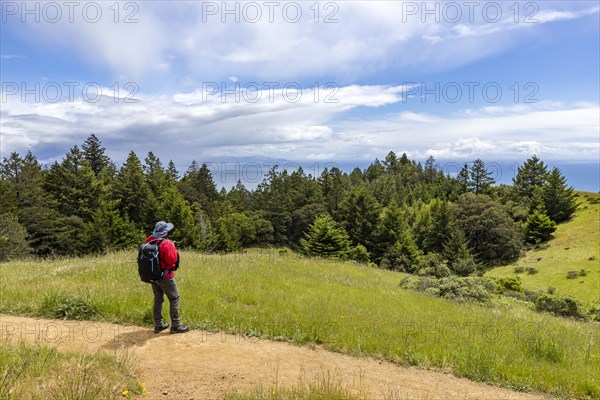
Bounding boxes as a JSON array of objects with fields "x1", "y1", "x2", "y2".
[{"x1": 151, "y1": 278, "x2": 180, "y2": 328}]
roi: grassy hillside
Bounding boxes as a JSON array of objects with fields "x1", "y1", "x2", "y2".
[
  {"x1": 487, "y1": 191, "x2": 600, "y2": 305},
  {"x1": 0, "y1": 249, "x2": 598, "y2": 399}
]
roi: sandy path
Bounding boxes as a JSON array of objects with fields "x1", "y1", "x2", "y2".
[{"x1": 0, "y1": 314, "x2": 551, "y2": 400}]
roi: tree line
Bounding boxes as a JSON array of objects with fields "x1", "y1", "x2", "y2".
[{"x1": 0, "y1": 135, "x2": 578, "y2": 277}]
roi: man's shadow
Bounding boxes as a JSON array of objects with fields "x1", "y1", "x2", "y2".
[{"x1": 101, "y1": 327, "x2": 167, "y2": 351}]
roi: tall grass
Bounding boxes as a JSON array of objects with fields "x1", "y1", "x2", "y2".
[
  {"x1": 1, "y1": 249, "x2": 599, "y2": 398},
  {"x1": 0, "y1": 341, "x2": 142, "y2": 399}
]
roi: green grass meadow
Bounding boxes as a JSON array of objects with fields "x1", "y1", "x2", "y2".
[
  {"x1": 1, "y1": 248, "x2": 599, "y2": 399},
  {"x1": 487, "y1": 192, "x2": 600, "y2": 305},
  {"x1": 0, "y1": 341, "x2": 142, "y2": 399}
]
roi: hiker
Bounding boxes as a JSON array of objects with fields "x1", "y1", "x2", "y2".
[{"x1": 147, "y1": 221, "x2": 190, "y2": 334}]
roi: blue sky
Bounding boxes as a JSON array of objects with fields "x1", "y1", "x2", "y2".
[{"x1": 1, "y1": 1, "x2": 599, "y2": 187}]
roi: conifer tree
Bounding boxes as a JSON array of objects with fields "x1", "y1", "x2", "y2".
[
  {"x1": 457, "y1": 163, "x2": 470, "y2": 193},
  {"x1": 166, "y1": 160, "x2": 180, "y2": 181},
  {"x1": 144, "y1": 151, "x2": 166, "y2": 196},
  {"x1": 542, "y1": 167, "x2": 577, "y2": 222},
  {"x1": 178, "y1": 161, "x2": 219, "y2": 216},
  {"x1": 468, "y1": 159, "x2": 495, "y2": 194},
  {"x1": 82, "y1": 134, "x2": 113, "y2": 176},
  {"x1": 443, "y1": 226, "x2": 478, "y2": 276},
  {"x1": 372, "y1": 200, "x2": 405, "y2": 263},
  {"x1": 338, "y1": 187, "x2": 381, "y2": 252},
  {"x1": 301, "y1": 214, "x2": 351, "y2": 258},
  {"x1": 512, "y1": 155, "x2": 548, "y2": 199},
  {"x1": 412, "y1": 198, "x2": 453, "y2": 254},
  {"x1": 525, "y1": 208, "x2": 557, "y2": 244},
  {"x1": 44, "y1": 146, "x2": 99, "y2": 220},
  {"x1": 113, "y1": 151, "x2": 152, "y2": 228}
]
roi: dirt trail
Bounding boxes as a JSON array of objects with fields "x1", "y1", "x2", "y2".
[{"x1": 0, "y1": 314, "x2": 550, "y2": 400}]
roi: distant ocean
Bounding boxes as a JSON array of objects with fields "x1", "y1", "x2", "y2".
[{"x1": 207, "y1": 158, "x2": 599, "y2": 193}]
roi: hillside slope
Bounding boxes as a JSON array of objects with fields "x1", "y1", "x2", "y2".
[{"x1": 486, "y1": 191, "x2": 600, "y2": 304}]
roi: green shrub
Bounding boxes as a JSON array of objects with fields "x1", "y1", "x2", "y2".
[
  {"x1": 589, "y1": 302, "x2": 600, "y2": 322},
  {"x1": 534, "y1": 294, "x2": 588, "y2": 320},
  {"x1": 40, "y1": 293, "x2": 100, "y2": 320},
  {"x1": 514, "y1": 266, "x2": 525, "y2": 274},
  {"x1": 416, "y1": 253, "x2": 451, "y2": 278},
  {"x1": 579, "y1": 269, "x2": 588, "y2": 277},
  {"x1": 495, "y1": 276, "x2": 523, "y2": 293},
  {"x1": 566, "y1": 271, "x2": 579, "y2": 279},
  {"x1": 502, "y1": 290, "x2": 528, "y2": 302},
  {"x1": 347, "y1": 244, "x2": 371, "y2": 264},
  {"x1": 526, "y1": 267, "x2": 538, "y2": 275},
  {"x1": 400, "y1": 276, "x2": 496, "y2": 304},
  {"x1": 437, "y1": 277, "x2": 495, "y2": 303}
]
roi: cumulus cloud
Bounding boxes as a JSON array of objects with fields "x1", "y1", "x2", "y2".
[{"x1": 1, "y1": 85, "x2": 598, "y2": 166}]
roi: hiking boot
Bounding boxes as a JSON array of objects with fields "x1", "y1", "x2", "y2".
[
  {"x1": 154, "y1": 322, "x2": 170, "y2": 333},
  {"x1": 170, "y1": 325, "x2": 190, "y2": 334}
]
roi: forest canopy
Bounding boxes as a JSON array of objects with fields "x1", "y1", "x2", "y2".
[{"x1": 0, "y1": 135, "x2": 578, "y2": 276}]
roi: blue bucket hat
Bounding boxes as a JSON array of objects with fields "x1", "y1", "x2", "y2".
[{"x1": 152, "y1": 221, "x2": 174, "y2": 239}]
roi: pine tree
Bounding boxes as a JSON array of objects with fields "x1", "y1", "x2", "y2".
[
  {"x1": 82, "y1": 134, "x2": 113, "y2": 176},
  {"x1": 525, "y1": 208, "x2": 557, "y2": 244},
  {"x1": 383, "y1": 151, "x2": 399, "y2": 173},
  {"x1": 144, "y1": 151, "x2": 166, "y2": 196},
  {"x1": 364, "y1": 159, "x2": 385, "y2": 181},
  {"x1": 412, "y1": 198, "x2": 453, "y2": 254},
  {"x1": 166, "y1": 160, "x2": 180, "y2": 181},
  {"x1": 469, "y1": 159, "x2": 495, "y2": 194},
  {"x1": 113, "y1": 151, "x2": 152, "y2": 228},
  {"x1": 178, "y1": 161, "x2": 219, "y2": 216},
  {"x1": 372, "y1": 200, "x2": 405, "y2": 263},
  {"x1": 380, "y1": 228, "x2": 421, "y2": 272},
  {"x1": 443, "y1": 226, "x2": 478, "y2": 276},
  {"x1": 542, "y1": 168, "x2": 577, "y2": 222},
  {"x1": 44, "y1": 146, "x2": 99, "y2": 221},
  {"x1": 423, "y1": 155, "x2": 438, "y2": 183},
  {"x1": 457, "y1": 163, "x2": 470, "y2": 193},
  {"x1": 1, "y1": 151, "x2": 81, "y2": 256},
  {"x1": 513, "y1": 155, "x2": 548, "y2": 199},
  {"x1": 81, "y1": 199, "x2": 141, "y2": 253},
  {"x1": 338, "y1": 187, "x2": 380, "y2": 252},
  {"x1": 300, "y1": 214, "x2": 351, "y2": 258}
]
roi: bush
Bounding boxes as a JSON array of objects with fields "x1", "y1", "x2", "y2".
[
  {"x1": 579, "y1": 269, "x2": 587, "y2": 277},
  {"x1": 400, "y1": 276, "x2": 496, "y2": 304},
  {"x1": 514, "y1": 266, "x2": 525, "y2": 274},
  {"x1": 40, "y1": 293, "x2": 100, "y2": 320},
  {"x1": 590, "y1": 302, "x2": 600, "y2": 322},
  {"x1": 534, "y1": 294, "x2": 588, "y2": 320},
  {"x1": 416, "y1": 253, "x2": 451, "y2": 278},
  {"x1": 502, "y1": 290, "x2": 528, "y2": 302},
  {"x1": 438, "y1": 277, "x2": 496, "y2": 303},
  {"x1": 347, "y1": 244, "x2": 371, "y2": 264},
  {"x1": 526, "y1": 267, "x2": 538, "y2": 275},
  {"x1": 566, "y1": 271, "x2": 579, "y2": 279},
  {"x1": 495, "y1": 276, "x2": 523, "y2": 293}
]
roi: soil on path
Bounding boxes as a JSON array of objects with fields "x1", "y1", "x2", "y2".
[{"x1": 0, "y1": 314, "x2": 551, "y2": 400}]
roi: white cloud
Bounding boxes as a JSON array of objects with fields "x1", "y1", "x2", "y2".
[
  {"x1": 5, "y1": 2, "x2": 597, "y2": 83},
  {"x1": 1, "y1": 85, "x2": 598, "y2": 165}
]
